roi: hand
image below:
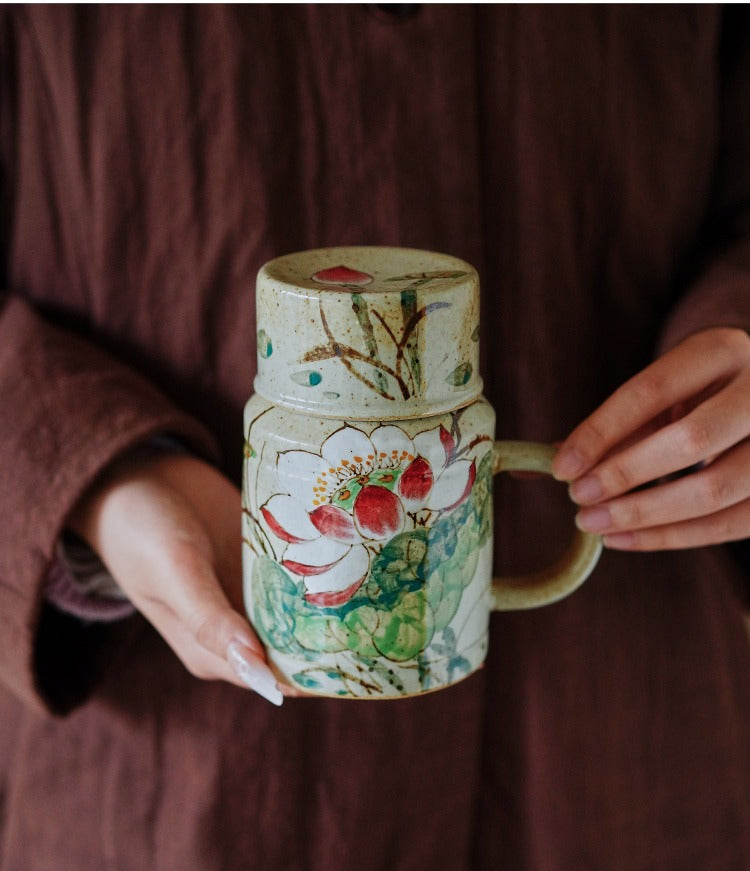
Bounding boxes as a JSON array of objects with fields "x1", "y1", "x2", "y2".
[
  {"x1": 552, "y1": 327, "x2": 750, "y2": 551},
  {"x1": 67, "y1": 450, "x2": 290, "y2": 705}
]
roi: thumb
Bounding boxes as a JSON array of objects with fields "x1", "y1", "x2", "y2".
[{"x1": 186, "y1": 582, "x2": 285, "y2": 707}]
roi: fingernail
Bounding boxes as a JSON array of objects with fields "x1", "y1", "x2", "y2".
[
  {"x1": 569, "y1": 474, "x2": 603, "y2": 504},
  {"x1": 576, "y1": 506, "x2": 612, "y2": 533},
  {"x1": 553, "y1": 447, "x2": 586, "y2": 481},
  {"x1": 227, "y1": 640, "x2": 283, "y2": 707}
]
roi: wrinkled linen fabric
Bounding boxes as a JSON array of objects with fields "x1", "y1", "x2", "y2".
[{"x1": 1, "y1": 6, "x2": 750, "y2": 870}]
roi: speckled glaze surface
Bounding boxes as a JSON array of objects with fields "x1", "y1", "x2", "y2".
[
  {"x1": 253, "y1": 247, "x2": 481, "y2": 419},
  {"x1": 243, "y1": 247, "x2": 601, "y2": 699}
]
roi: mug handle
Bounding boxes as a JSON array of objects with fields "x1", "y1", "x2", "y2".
[{"x1": 491, "y1": 440, "x2": 603, "y2": 611}]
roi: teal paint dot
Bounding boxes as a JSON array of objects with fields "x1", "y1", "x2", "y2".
[
  {"x1": 446, "y1": 362, "x2": 472, "y2": 386},
  {"x1": 257, "y1": 329, "x2": 273, "y2": 358},
  {"x1": 291, "y1": 370, "x2": 323, "y2": 387}
]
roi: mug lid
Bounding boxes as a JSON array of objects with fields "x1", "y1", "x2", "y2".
[{"x1": 254, "y1": 246, "x2": 481, "y2": 419}]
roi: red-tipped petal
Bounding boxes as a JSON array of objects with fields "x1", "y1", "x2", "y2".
[
  {"x1": 309, "y1": 504, "x2": 360, "y2": 543},
  {"x1": 311, "y1": 265, "x2": 373, "y2": 286},
  {"x1": 261, "y1": 506, "x2": 309, "y2": 544},
  {"x1": 439, "y1": 425, "x2": 455, "y2": 464},
  {"x1": 353, "y1": 485, "x2": 405, "y2": 540},
  {"x1": 282, "y1": 558, "x2": 343, "y2": 577},
  {"x1": 398, "y1": 456, "x2": 434, "y2": 502},
  {"x1": 305, "y1": 575, "x2": 366, "y2": 607},
  {"x1": 443, "y1": 459, "x2": 476, "y2": 511}
]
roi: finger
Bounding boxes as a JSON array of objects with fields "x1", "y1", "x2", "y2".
[
  {"x1": 138, "y1": 597, "x2": 300, "y2": 700},
  {"x1": 141, "y1": 602, "x2": 246, "y2": 686},
  {"x1": 174, "y1": 561, "x2": 307, "y2": 699},
  {"x1": 226, "y1": 640, "x2": 305, "y2": 700},
  {"x1": 553, "y1": 329, "x2": 750, "y2": 481},
  {"x1": 176, "y1": 554, "x2": 286, "y2": 706},
  {"x1": 569, "y1": 374, "x2": 750, "y2": 505},
  {"x1": 147, "y1": 454, "x2": 246, "y2": 609},
  {"x1": 129, "y1": 528, "x2": 286, "y2": 705},
  {"x1": 194, "y1": 605, "x2": 284, "y2": 706},
  {"x1": 575, "y1": 438, "x2": 750, "y2": 534},
  {"x1": 142, "y1": 592, "x2": 288, "y2": 704},
  {"x1": 600, "y1": 497, "x2": 750, "y2": 552}
]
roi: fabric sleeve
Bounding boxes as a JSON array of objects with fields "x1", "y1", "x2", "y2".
[
  {"x1": 44, "y1": 537, "x2": 136, "y2": 622},
  {"x1": 659, "y1": 7, "x2": 750, "y2": 351},
  {"x1": 43, "y1": 435, "x2": 192, "y2": 621},
  {"x1": 0, "y1": 294, "x2": 218, "y2": 715}
]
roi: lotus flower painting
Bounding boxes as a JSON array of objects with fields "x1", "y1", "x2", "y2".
[
  {"x1": 243, "y1": 403, "x2": 494, "y2": 698},
  {"x1": 261, "y1": 423, "x2": 477, "y2": 607}
]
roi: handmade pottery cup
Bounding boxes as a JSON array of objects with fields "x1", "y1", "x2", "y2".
[{"x1": 242, "y1": 246, "x2": 602, "y2": 699}]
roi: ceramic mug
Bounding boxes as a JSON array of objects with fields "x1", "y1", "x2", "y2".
[{"x1": 242, "y1": 247, "x2": 602, "y2": 699}]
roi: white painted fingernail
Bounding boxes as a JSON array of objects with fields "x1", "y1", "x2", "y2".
[{"x1": 227, "y1": 640, "x2": 283, "y2": 706}]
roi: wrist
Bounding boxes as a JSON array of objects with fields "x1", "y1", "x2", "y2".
[{"x1": 67, "y1": 435, "x2": 190, "y2": 546}]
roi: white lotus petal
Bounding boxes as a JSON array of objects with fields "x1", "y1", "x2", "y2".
[
  {"x1": 320, "y1": 426, "x2": 374, "y2": 469},
  {"x1": 261, "y1": 494, "x2": 319, "y2": 543},
  {"x1": 427, "y1": 459, "x2": 475, "y2": 511},
  {"x1": 283, "y1": 536, "x2": 350, "y2": 569},
  {"x1": 369, "y1": 425, "x2": 415, "y2": 466},
  {"x1": 276, "y1": 450, "x2": 328, "y2": 508},
  {"x1": 302, "y1": 544, "x2": 370, "y2": 595},
  {"x1": 413, "y1": 426, "x2": 450, "y2": 476}
]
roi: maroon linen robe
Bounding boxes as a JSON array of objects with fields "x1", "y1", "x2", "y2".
[{"x1": 1, "y1": 5, "x2": 750, "y2": 869}]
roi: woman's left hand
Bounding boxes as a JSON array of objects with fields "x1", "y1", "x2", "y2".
[{"x1": 552, "y1": 327, "x2": 750, "y2": 551}]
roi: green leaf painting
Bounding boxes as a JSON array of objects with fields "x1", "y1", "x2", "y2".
[
  {"x1": 447, "y1": 361, "x2": 473, "y2": 387},
  {"x1": 249, "y1": 449, "x2": 493, "y2": 696}
]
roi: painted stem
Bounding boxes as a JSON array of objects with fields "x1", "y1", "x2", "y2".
[
  {"x1": 351, "y1": 293, "x2": 390, "y2": 396},
  {"x1": 317, "y1": 302, "x2": 411, "y2": 400}
]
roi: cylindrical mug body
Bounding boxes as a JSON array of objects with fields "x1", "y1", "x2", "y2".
[{"x1": 242, "y1": 394, "x2": 496, "y2": 698}]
